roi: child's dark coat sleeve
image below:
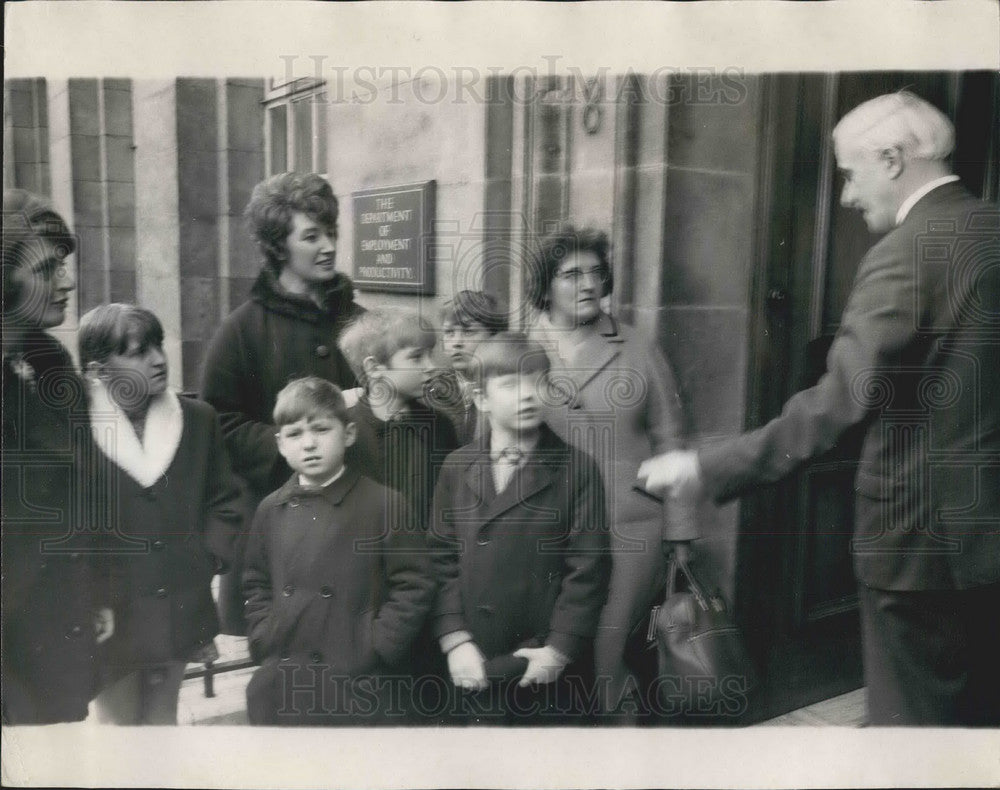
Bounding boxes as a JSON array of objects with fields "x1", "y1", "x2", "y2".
[
  {"x1": 426, "y1": 460, "x2": 467, "y2": 638},
  {"x1": 372, "y1": 490, "x2": 437, "y2": 666},
  {"x1": 242, "y1": 504, "x2": 276, "y2": 663},
  {"x1": 546, "y1": 451, "x2": 612, "y2": 659}
]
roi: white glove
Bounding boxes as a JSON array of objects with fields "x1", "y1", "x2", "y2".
[
  {"x1": 94, "y1": 607, "x2": 115, "y2": 644},
  {"x1": 637, "y1": 450, "x2": 704, "y2": 501},
  {"x1": 447, "y1": 641, "x2": 488, "y2": 691},
  {"x1": 512, "y1": 645, "x2": 570, "y2": 687}
]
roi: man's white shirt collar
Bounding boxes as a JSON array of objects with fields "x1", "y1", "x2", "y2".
[{"x1": 895, "y1": 175, "x2": 960, "y2": 226}]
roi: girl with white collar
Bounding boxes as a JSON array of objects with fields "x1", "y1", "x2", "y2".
[{"x1": 80, "y1": 303, "x2": 243, "y2": 725}]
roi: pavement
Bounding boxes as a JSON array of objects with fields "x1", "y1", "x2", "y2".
[{"x1": 176, "y1": 635, "x2": 867, "y2": 727}]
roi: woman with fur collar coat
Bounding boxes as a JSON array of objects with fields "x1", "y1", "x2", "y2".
[{"x1": 199, "y1": 173, "x2": 364, "y2": 633}]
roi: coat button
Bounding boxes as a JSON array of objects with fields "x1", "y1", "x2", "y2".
[
  {"x1": 279, "y1": 652, "x2": 290, "y2": 661},
  {"x1": 152, "y1": 540, "x2": 166, "y2": 551},
  {"x1": 156, "y1": 587, "x2": 168, "y2": 598},
  {"x1": 315, "y1": 344, "x2": 330, "y2": 358},
  {"x1": 320, "y1": 586, "x2": 333, "y2": 598},
  {"x1": 68, "y1": 625, "x2": 84, "y2": 638},
  {"x1": 70, "y1": 553, "x2": 81, "y2": 561},
  {"x1": 476, "y1": 537, "x2": 490, "y2": 546},
  {"x1": 282, "y1": 584, "x2": 294, "y2": 597},
  {"x1": 476, "y1": 604, "x2": 495, "y2": 615},
  {"x1": 288, "y1": 498, "x2": 300, "y2": 508},
  {"x1": 310, "y1": 651, "x2": 323, "y2": 663}
]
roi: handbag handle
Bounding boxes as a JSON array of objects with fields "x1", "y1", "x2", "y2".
[{"x1": 666, "y1": 554, "x2": 711, "y2": 611}]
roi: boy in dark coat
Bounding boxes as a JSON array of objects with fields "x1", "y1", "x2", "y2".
[
  {"x1": 428, "y1": 333, "x2": 611, "y2": 724},
  {"x1": 337, "y1": 310, "x2": 459, "y2": 718},
  {"x1": 338, "y1": 309, "x2": 459, "y2": 525},
  {"x1": 242, "y1": 378, "x2": 435, "y2": 726}
]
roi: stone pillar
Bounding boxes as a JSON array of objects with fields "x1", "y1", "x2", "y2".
[
  {"x1": 221, "y1": 79, "x2": 265, "y2": 317},
  {"x1": 3, "y1": 78, "x2": 50, "y2": 195},
  {"x1": 657, "y1": 73, "x2": 763, "y2": 601},
  {"x1": 175, "y1": 79, "x2": 220, "y2": 388},
  {"x1": 67, "y1": 79, "x2": 107, "y2": 313},
  {"x1": 133, "y1": 80, "x2": 183, "y2": 390},
  {"x1": 103, "y1": 79, "x2": 137, "y2": 305}
]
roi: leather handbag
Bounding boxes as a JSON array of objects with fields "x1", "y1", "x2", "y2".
[{"x1": 645, "y1": 555, "x2": 757, "y2": 717}]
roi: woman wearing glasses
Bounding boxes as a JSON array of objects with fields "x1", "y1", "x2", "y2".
[{"x1": 526, "y1": 224, "x2": 697, "y2": 721}]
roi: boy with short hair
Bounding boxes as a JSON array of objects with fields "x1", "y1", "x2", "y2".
[
  {"x1": 429, "y1": 290, "x2": 509, "y2": 444},
  {"x1": 428, "y1": 333, "x2": 611, "y2": 723},
  {"x1": 338, "y1": 309, "x2": 459, "y2": 524},
  {"x1": 242, "y1": 377, "x2": 434, "y2": 725}
]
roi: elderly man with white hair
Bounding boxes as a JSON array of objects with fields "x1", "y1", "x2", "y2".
[{"x1": 639, "y1": 91, "x2": 1000, "y2": 726}]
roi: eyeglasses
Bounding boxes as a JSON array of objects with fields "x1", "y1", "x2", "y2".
[{"x1": 553, "y1": 266, "x2": 610, "y2": 284}]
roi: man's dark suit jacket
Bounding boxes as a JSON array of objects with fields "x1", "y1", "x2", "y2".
[{"x1": 699, "y1": 181, "x2": 1000, "y2": 591}]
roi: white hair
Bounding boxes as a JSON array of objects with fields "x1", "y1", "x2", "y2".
[{"x1": 832, "y1": 90, "x2": 955, "y2": 161}]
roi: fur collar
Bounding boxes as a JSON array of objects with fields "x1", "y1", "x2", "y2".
[
  {"x1": 87, "y1": 380, "x2": 183, "y2": 488},
  {"x1": 249, "y1": 267, "x2": 361, "y2": 325}
]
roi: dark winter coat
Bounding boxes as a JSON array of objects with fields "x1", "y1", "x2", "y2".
[
  {"x1": 242, "y1": 469, "x2": 435, "y2": 725},
  {"x1": 428, "y1": 424, "x2": 611, "y2": 662},
  {"x1": 2, "y1": 332, "x2": 104, "y2": 724},
  {"x1": 200, "y1": 269, "x2": 365, "y2": 633},
  {"x1": 347, "y1": 395, "x2": 459, "y2": 525},
  {"x1": 200, "y1": 269, "x2": 365, "y2": 496},
  {"x1": 97, "y1": 396, "x2": 243, "y2": 673},
  {"x1": 424, "y1": 368, "x2": 484, "y2": 446}
]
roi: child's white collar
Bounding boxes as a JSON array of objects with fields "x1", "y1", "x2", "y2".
[{"x1": 298, "y1": 466, "x2": 346, "y2": 489}]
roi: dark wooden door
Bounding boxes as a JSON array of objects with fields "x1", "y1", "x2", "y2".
[{"x1": 740, "y1": 71, "x2": 999, "y2": 721}]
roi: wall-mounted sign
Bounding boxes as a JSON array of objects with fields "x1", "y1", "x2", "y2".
[{"x1": 352, "y1": 180, "x2": 435, "y2": 295}]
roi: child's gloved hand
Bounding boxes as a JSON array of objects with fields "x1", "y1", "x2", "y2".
[
  {"x1": 447, "y1": 641, "x2": 488, "y2": 691},
  {"x1": 93, "y1": 607, "x2": 114, "y2": 644},
  {"x1": 512, "y1": 645, "x2": 570, "y2": 687}
]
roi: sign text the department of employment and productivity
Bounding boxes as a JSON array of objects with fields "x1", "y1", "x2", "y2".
[{"x1": 352, "y1": 181, "x2": 436, "y2": 295}]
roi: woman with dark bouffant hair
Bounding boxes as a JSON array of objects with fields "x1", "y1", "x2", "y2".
[
  {"x1": 2, "y1": 189, "x2": 113, "y2": 724},
  {"x1": 199, "y1": 172, "x2": 365, "y2": 634},
  {"x1": 526, "y1": 223, "x2": 698, "y2": 721}
]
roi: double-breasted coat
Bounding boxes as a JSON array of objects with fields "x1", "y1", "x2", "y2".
[
  {"x1": 2, "y1": 332, "x2": 105, "y2": 723},
  {"x1": 528, "y1": 312, "x2": 697, "y2": 710},
  {"x1": 428, "y1": 425, "x2": 611, "y2": 665},
  {"x1": 242, "y1": 470, "x2": 435, "y2": 724},
  {"x1": 97, "y1": 396, "x2": 243, "y2": 673},
  {"x1": 200, "y1": 268, "x2": 365, "y2": 632}
]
